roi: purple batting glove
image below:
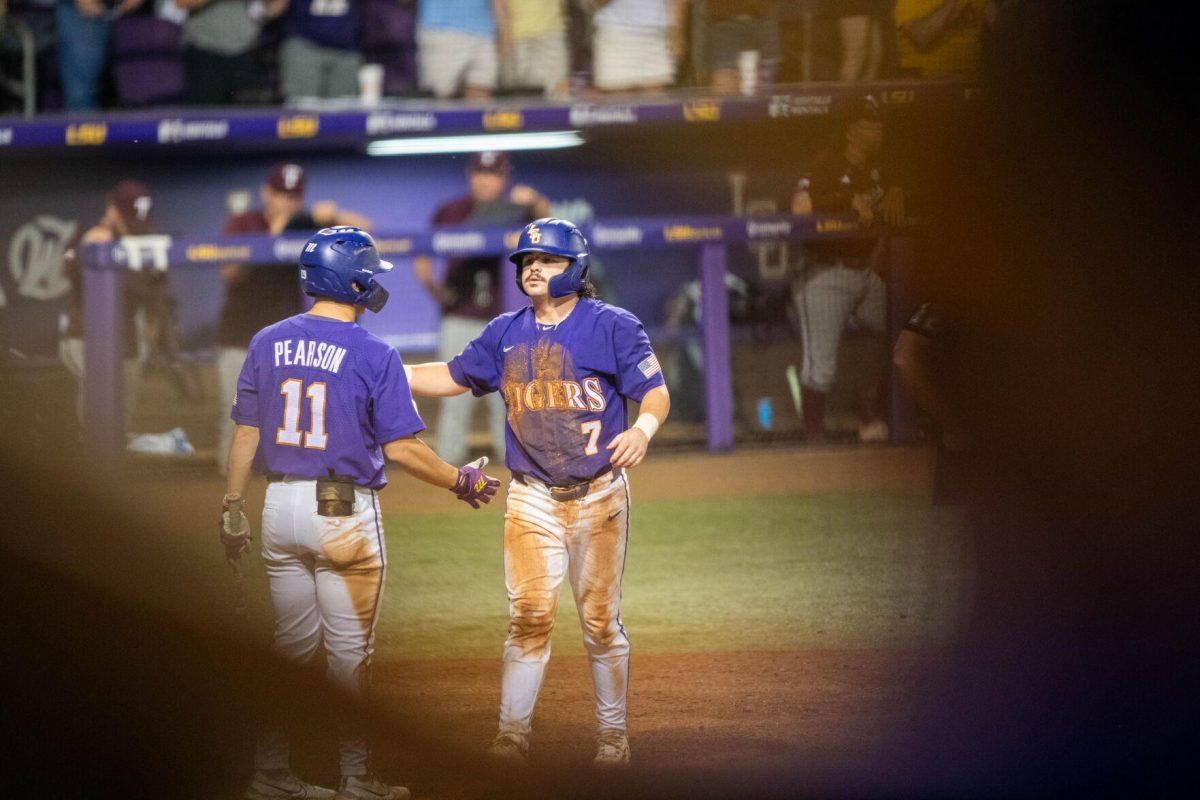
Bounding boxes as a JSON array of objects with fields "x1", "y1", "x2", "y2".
[{"x1": 452, "y1": 456, "x2": 501, "y2": 509}]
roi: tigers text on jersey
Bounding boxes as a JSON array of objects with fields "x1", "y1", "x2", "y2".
[
  {"x1": 231, "y1": 313, "x2": 424, "y2": 489},
  {"x1": 448, "y1": 298, "x2": 665, "y2": 486}
]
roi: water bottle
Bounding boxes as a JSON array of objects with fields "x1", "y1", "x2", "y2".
[{"x1": 756, "y1": 397, "x2": 774, "y2": 430}]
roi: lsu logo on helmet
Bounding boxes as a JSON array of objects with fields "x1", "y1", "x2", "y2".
[{"x1": 528, "y1": 225, "x2": 542, "y2": 244}]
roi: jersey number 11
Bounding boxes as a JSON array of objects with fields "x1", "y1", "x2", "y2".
[{"x1": 277, "y1": 378, "x2": 328, "y2": 450}]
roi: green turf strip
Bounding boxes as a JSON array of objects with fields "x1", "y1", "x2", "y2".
[{"x1": 377, "y1": 493, "x2": 969, "y2": 660}]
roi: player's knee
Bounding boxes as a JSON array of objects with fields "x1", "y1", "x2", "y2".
[
  {"x1": 510, "y1": 597, "x2": 555, "y2": 643},
  {"x1": 804, "y1": 368, "x2": 836, "y2": 394},
  {"x1": 273, "y1": 631, "x2": 321, "y2": 664},
  {"x1": 581, "y1": 607, "x2": 620, "y2": 649}
]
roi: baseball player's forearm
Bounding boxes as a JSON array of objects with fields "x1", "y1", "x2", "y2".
[
  {"x1": 608, "y1": 385, "x2": 670, "y2": 468},
  {"x1": 636, "y1": 384, "x2": 671, "y2": 433},
  {"x1": 225, "y1": 424, "x2": 260, "y2": 500},
  {"x1": 407, "y1": 362, "x2": 471, "y2": 397},
  {"x1": 382, "y1": 436, "x2": 459, "y2": 489}
]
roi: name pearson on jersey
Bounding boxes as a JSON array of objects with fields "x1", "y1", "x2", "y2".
[
  {"x1": 503, "y1": 376, "x2": 607, "y2": 414},
  {"x1": 273, "y1": 339, "x2": 349, "y2": 374}
]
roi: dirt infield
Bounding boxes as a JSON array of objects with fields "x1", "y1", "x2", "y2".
[{"x1": 376, "y1": 649, "x2": 930, "y2": 776}]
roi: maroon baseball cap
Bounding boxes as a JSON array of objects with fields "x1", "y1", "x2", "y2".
[
  {"x1": 468, "y1": 151, "x2": 511, "y2": 174},
  {"x1": 108, "y1": 180, "x2": 154, "y2": 235},
  {"x1": 266, "y1": 162, "x2": 306, "y2": 196}
]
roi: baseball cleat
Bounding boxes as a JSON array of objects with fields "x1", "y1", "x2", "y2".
[
  {"x1": 488, "y1": 731, "x2": 530, "y2": 765},
  {"x1": 858, "y1": 418, "x2": 890, "y2": 443},
  {"x1": 592, "y1": 730, "x2": 631, "y2": 768},
  {"x1": 244, "y1": 770, "x2": 337, "y2": 799},
  {"x1": 336, "y1": 774, "x2": 411, "y2": 800}
]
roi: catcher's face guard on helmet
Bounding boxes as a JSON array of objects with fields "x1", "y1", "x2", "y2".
[
  {"x1": 508, "y1": 218, "x2": 590, "y2": 299},
  {"x1": 299, "y1": 226, "x2": 393, "y2": 311}
]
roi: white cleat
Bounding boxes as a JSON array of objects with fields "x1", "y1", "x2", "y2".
[
  {"x1": 336, "y1": 774, "x2": 411, "y2": 800},
  {"x1": 592, "y1": 730, "x2": 631, "y2": 768},
  {"x1": 488, "y1": 731, "x2": 530, "y2": 765},
  {"x1": 244, "y1": 770, "x2": 337, "y2": 800}
]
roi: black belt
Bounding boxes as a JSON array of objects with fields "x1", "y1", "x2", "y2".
[
  {"x1": 513, "y1": 467, "x2": 621, "y2": 502},
  {"x1": 266, "y1": 472, "x2": 362, "y2": 487}
]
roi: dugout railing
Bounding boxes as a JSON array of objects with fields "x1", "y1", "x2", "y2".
[{"x1": 78, "y1": 215, "x2": 916, "y2": 459}]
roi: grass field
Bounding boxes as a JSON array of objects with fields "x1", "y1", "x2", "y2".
[
  {"x1": 86, "y1": 445, "x2": 969, "y2": 777},
  {"x1": 381, "y1": 491, "x2": 966, "y2": 661}
]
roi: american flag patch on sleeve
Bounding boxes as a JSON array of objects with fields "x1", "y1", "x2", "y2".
[{"x1": 637, "y1": 354, "x2": 661, "y2": 378}]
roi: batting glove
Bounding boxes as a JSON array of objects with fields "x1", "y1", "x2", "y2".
[
  {"x1": 219, "y1": 493, "x2": 251, "y2": 561},
  {"x1": 452, "y1": 457, "x2": 501, "y2": 509}
]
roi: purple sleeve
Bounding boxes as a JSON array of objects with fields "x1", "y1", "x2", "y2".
[
  {"x1": 612, "y1": 312, "x2": 665, "y2": 402},
  {"x1": 230, "y1": 347, "x2": 259, "y2": 426},
  {"x1": 371, "y1": 350, "x2": 426, "y2": 445},
  {"x1": 447, "y1": 325, "x2": 501, "y2": 396}
]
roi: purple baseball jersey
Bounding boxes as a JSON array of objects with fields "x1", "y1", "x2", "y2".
[
  {"x1": 231, "y1": 313, "x2": 424, "y2": 489},
  {"x1": 448, "y1": 299, "x2": 665, "y2": 486}
]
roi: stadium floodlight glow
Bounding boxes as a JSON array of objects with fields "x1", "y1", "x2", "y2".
[{"x1": 366, "y1": 131, "x2": 584, "y2": 156}]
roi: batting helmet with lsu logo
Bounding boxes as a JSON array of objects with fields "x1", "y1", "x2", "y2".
[
  {"x1": 299, "y1": 226, "x2": 394, "y2": 312},
  {"x1": 508, "y1": 217, "x2": 590, "y2": 298}
]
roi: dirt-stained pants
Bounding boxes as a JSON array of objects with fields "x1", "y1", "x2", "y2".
[
  {"x1": 499, "y1": 471, "x2": 632, "y2": 736},
  {"x1": 256, "y1": 477, "x2": 386, "y2": 777}
]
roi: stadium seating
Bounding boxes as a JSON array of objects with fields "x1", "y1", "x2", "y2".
[{"x1": 110, "y1": 16, "x2": 184, "y2": 108}]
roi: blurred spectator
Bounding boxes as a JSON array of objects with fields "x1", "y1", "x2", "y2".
[
  {"x1": 55, "y1": 0, "x2": 145, "y2": 110},
  {"x1": 588, "y1": 0, "x2": 686, "y2": 93},
  {"x1": 214, "y1": 163, "x2": 371, "y2": 472},
  {"x1": 663, "y1": 272, "x2": 751, "y2": 422},
  {"x1": 58, "y1": 180, "x2": 168, "y2": 431},
  {"x1": 275, "y1": 0, "x2": 361, "y2": 101},
  {"x1": 417, "y1": 0, "x2": 497, "y2": 100},
  {"x1": 173, "y1": 0, "x2": 281, "y2": 105},
  {"x1": 413, "y1": 151, "x2": 549, "y2": 465},
  {"x1": 790, "y1": 97, "x2": 902, "y2": 442},
  {"x1": 496, "y1": 0, "x2": 569, "y2": 98},
  {"x1": 825, "y1": 0, "x2": 885, "y2": 82},
  {"x1": 894, "y1": 0, "x2": 991, "y2": 77},
  {"x1": 706, "y1": 0, "x2": 780, "y2": 95}
]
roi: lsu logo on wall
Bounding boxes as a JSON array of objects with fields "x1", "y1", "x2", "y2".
[
  {"x1": 376, "y1": 238, "x2": 414, "y2": 255},
  {"x1": 683, "y1": 101, "x2": 721, "y2": 123},
  {"x1": 277, "y1": 116, "x2": 320, "y2": 139},
  {"x1": 65, "y1": 123, "x2": 107, "y2": 146},
  {"x1": 186, "y1": 244, "x2": 251, "y2": 262},
  {"x1": 663, "y1": 224, "x2": 723, "y2": 243},
  {"x1": 881, "y1": 89, "x2": 915, "y2": 105},
  {"x1": 483, "y1": 110, "x2": 524, "y2": 130}
]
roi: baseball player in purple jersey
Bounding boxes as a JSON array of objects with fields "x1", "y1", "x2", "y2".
[
  {"x1": 219, "y1": 227, "x2": 499, "y2": 800},
  {"x1": 408, "y1": 218, "x2": 671, "y2": 767}
]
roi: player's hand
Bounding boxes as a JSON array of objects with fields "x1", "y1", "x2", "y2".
[
  {"x1": 509, "y1": 184, "x2": 540, "y2": 208},
  {"x1": 311, "y1": 200, "x2": 338, "y2": 225},
  {"x1": 668, "y1": 24, "x2": 685, "y2": 63},
  {"x1": 452, "y1": 457, "x2": 501, "y2": 509},
  {"x1": 219, "y1": 493, "x2": 251, "y2": 563},
  {"x1": 880, "y1": 186, "x2": 906, "y2": 227},
  {"x1": 851, "y1": 193, "x2": 876, "y2": 225},
  {"x1": 607, "y1": 428, "x2": 649, "y2": 468},
  {"x1": 413, "y1": 255, "x2": 435, "y2": 286}
]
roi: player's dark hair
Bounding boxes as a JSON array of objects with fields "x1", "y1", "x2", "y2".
[{"x1": 578, "y1": 280, "x2": 598, "y2": 299}]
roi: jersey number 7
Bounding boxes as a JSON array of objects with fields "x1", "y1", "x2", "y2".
[{"x1": 277, "y1": 378, "x2": 328, "y2": 450}]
